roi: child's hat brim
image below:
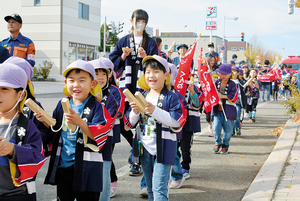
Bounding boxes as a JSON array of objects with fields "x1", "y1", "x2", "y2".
[
  {"x1": 63, "y1": 60, "x2": 96, "y2": 79},
  {"x1": 63, "y1": 82, "x2": 102, "y2": 102}
]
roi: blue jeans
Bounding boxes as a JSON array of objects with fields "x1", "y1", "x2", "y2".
[
  {"x1": 171, "y1": 141, "x2": 183, "y2": 181},
  {"x1": 234, "y1": 105, "x2": 241, "y2": 129},
  {"x1": 140, "y1": 148, "x2": 172, "y2": 201},
  {"x1": 261, "y1": 84, "x2": 271, "y2": 101},
  {"x1": 213, "y1": 112, "x2": 234, "y2": 147},
  {"x1": 99, "y1": 160, "x2": 111, "y2": 201}
]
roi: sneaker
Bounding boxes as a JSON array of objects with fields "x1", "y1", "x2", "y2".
[
  {"x1": 236, "y1": 128, "x2": 241, "y2": 136},
  {"x1": 244, "y1": 113, "x2": 249, "y2": 119},
  {"x1": 220, "y1": 147, "x2": 229, "y2": 154},
  {"x1": 262, "y1": 100, "x2": 266, "y2": 102},
  {"x1": 110, "y1": 181, "x2": 118, "y2": 198},
  {"x1": 139, "y1": 188, "x2": 148, "y2": 197},
  {"x1": 182, "y1": 168, "x2": 190, "y2": 179},
  {"x1": 252, "y1": 117, "x2": 256, "y2": 122},
  {"x1": 169, "y1": 177, "x2": 185, "y2": 189},
  {"x1": 240, "y1": 121, "x2": 243, "y2": 128},
  {"x1": 208, "y1": 124, "x2": 214, "y2": 137},
  {"x1": 232, "y1": 130, "x2": 236, "y2": 137},
  {"x1": 213, "y1": 144, "x2": 221, "y2": 154},
  {"x1": 129, "y1": 163, "x2": 142, "y2": 176}
]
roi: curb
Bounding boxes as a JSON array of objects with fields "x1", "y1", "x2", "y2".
[{"x1": 242, "y1": 119, "x2": 299, "y2": 201}]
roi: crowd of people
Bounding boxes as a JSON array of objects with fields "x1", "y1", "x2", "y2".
[{"x1": 0, "y1": 9, "x2": 298, "y2": 201}]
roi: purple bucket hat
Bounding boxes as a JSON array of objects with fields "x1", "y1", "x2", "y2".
[
  {"x1": 89, "y1": 57, "x2": 116, "y2": 83},
  {"x1": 219, "y1": 63, "x2": 232, "y2": 75},
  {"x1": 0, "y1": 63, "x2": 27, "y2": 89},
  {"x1": 232, "y1": 66, "x2": 240, "y2": 72},
  {"x1": 239, "y1": 68, "x2": 243, "y2": 75},
  {"x1": 63, "y1": 60, "x2": 96, "y2": 79},
  {"x1": 4, "y1": 56, "x2": 33, "y2": 79}
]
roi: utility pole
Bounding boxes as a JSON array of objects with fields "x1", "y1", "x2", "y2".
[{"x1": 103, "y1": 16, "x2": 106, "y2": 55}]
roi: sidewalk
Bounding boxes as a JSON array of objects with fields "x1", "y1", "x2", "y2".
[
  {"x1": 242, "y1": 119, "x2": 299, "y2": 201},
  {"x1": 32, "y1": 81, "x2": 65, "y2": 95}
]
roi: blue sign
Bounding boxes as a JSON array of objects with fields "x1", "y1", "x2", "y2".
[{"x1": 220, "y1": 46, "x2": 226, "y2": 51}]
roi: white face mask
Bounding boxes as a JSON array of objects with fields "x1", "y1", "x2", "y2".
[
  {"x1": 208, "y1": 47, "x2": 214, "y2": 52},
  {"x1": 135, "y1": 22, "x2": 145, "y2": 33}
]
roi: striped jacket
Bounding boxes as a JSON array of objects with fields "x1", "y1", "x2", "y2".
[
  {"x1": 1, "y1": 33, "x2": 35, "y2": 67},
  {"x1": 5, "y1": 114, "x2": 46, "y2": 198},
  {"x1": 183, "y1": 85, "x2": 203, "y2": 132},
  {"x1": 110, "y1": 84, "x2": 125, "y2": 143},
  {"x1": 213, "y1": 79, "x2": 238, "y2": 120},
  {"x1": 44, "y1": 96, "x2": 113, "y2": 192},
  {"x1": 109, "y1": 34, "x2": 158, "y2": 96},
  {"x1": 124, "y1": 88, "x2": 186, "y2": 165},
  {"x1": 100, "y1": 90, "x2": 117, "y2": 161}
]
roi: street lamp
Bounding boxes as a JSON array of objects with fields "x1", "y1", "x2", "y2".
[{"x1": 222, "y1": 16, "x2": 238, "y2": 63}]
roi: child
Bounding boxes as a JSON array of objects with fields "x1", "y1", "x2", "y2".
[
  {"x1": 170, "y1": 72, "x2": 203, "y2": 187},
  {"x1": 244, "y1": 69, "x2": 262, "y2": 122},
  {"x1": 0, "y1": 64, "x2": 46, "y2": 200},
  {"x1": 109, "y1": 9, "x2": 158, "y2": 176},
  {"x1": 212, "y1": 63, "x2": 238, "y2": 154},
  {"x1": 125, "y1": 55, "x2": 185, "y2": 200},
  {"x1": 231, "y1": 66, "x2": 246, "y2": 136},
  {"x1": 153, "y1": 36, "x2": 172, "y2": 62},
  {"x1": 89, "y1": 58, "x2": 118, "y2": 201},
  {"x1": 37, "y1": 60, "x2": 114, "y2": 201},
  {"x1": 4, "y1": 56, "x2": 51, "y2": 154}
]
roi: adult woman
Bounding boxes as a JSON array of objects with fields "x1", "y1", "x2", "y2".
[{"x1": 109, "y1": 9, "x2": 158, "y2": 193}]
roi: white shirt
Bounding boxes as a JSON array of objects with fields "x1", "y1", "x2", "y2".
[
  {"x1": 129, "y1": 94, "x2": 180, "y2": 155},
  {"x1": 134, "y1": 36, "x2": 143, "y2": 53}
]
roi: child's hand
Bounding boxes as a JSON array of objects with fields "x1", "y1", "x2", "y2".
[
  {"x1": 138, "y1": 47, "x2": 147, "y2": 58},
  {"x1": 188, "y1": 84, "x2": 195, "y2": 96},
  {"x1": 34, "y1": 112, "x2": 50, "y2": 128},
  {"x1": 129, "y1": 101, "x2": 139, "y2": 114},
  {"x1": 0, "y1": 137, "x2": 14, "y2": 156},
  {"x1": 121, "y1": 49, "x2": 130, "y2": 61},
  {"x1": 64, "y1": 108, "x2": 82, "y2": 126},
  {"x1": 145, "y1": 102, "x2": 155, "y2": 115}
]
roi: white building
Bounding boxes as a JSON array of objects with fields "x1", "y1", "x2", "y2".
[{"x1": 0, "y1": 0, "x2": 101, "y2": 80}]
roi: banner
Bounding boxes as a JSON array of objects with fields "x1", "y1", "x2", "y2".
[
  {"x1": 174, "y1": 41, "x2": 197, "y2": 97},
  {"x1": 197, "y1": 48, "x2": 220, "y2": 113},
  {"x1": 257, "y1": 69, "x2": 282, "y2": 81}
]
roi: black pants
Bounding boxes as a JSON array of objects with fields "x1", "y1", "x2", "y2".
[
  {"x1": 110, "y1": 143, "x2": 118, "y2": 182},
  {"x1": 56, "y1": 166, "x2": 100, "y2": 201},
  {"x1": 0, "y1": 194, "x2": 34, "y2": 201},
  {"x1": 179, "y1": 131, "x2": 194, "y2": 170},
  {"x1": 246, "y1": 99, "x2": 258, "y2": 112},
  {"x1": 120, "y1": 102, "x2": 134, "y2": 147}
]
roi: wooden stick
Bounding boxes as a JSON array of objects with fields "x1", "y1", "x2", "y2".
[
  {"x1": 123, "y1": 89, "x2": 145, "y2": 113},
  {"x1": 134, "y1": 92, "x2": 147, "y2": 108},
  {"x1": 25, "y1": 98, "x2": 56, "y2": 126},
  {"x1": 61, "y1": 98, "x2": 76, "y2": 132},
  {"x1": 168, "y1": 41, "x2": 176, "y2": 52},
  {"x1": 243, "y1": 77, "x2": 254, "y2": 88}
]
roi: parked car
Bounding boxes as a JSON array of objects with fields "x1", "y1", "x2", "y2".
[{"x1": 281, "y1": 56, "x2": 300, "y2": 75}]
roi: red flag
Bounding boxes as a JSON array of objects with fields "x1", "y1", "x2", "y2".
[
  {"x1": 197, "y1": 49, "x2": 220, "y2": 113},
  {"x1": 174, "y1": 42, "x2": 197, "y2": 97},
  {"x1": 257, "y1": 69, "x2": 282, "y2": 81}
]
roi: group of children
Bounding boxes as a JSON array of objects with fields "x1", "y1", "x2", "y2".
[{"x1": 2, "y1": 8, "x2": 290, "y2": 201}]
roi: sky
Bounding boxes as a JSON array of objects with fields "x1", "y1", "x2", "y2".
[{"x1": 101, "y1": 0, "x2": 300, "y2": 61}]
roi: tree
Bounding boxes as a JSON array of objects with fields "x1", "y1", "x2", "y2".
[
  {"x1": 296, "y1": 0, "x2": 300, "y2": 8},
  {"x1": 98, "y1": 23, "x2": 120, "y2": 52},
  {"x1": 244, "y1": 35, "x2": 282, "y2": 66},
  {"x1": 162, "y1": 33, "x2": 171, "y2": 36}
]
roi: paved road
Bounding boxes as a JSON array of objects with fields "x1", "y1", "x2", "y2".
[{"x1": 33, "y1": 92, "x2": 290, "y2": 201}]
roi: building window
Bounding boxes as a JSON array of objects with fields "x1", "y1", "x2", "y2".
[
  {"x1": 239, "y1": 47, "x2": 244, "y2": 51},
  {"x1": 164, "y1": 45, "x2": 168, "y2": 50},
  {"x1": 78, "y1": 2, "x2": 89, "y2": 20},
  {"x1": 69, "y1": 42, "x2": 95, "y2": 64},
  {"x1": 231, "y1": 47, "x2": 237, "y2": 51},
  {"x1": 34, "y1": 0, "x2": 41, "y2": 6}
]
